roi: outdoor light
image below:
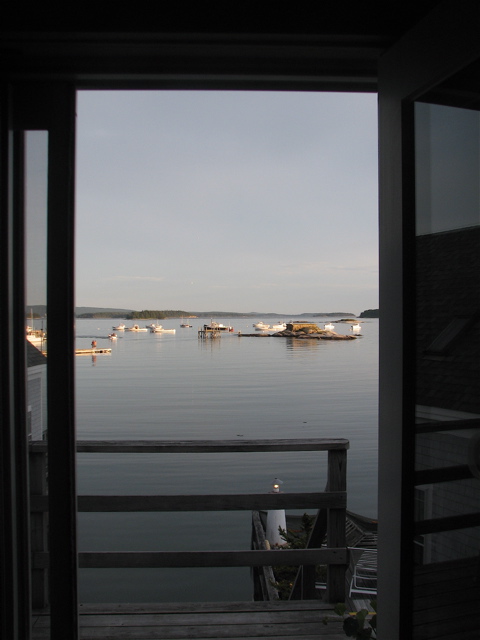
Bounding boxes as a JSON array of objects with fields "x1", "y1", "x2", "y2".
[
  {"x1": 266, "y1": 478, "x2": 287, "y2": 546},
  {"x1": 271, "y1": 478, "x2": 283, "y2": 493}
]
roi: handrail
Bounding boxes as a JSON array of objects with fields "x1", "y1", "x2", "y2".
[
  {"x1": 29, "y1": 438, "x2": 348, "y2": 605},
  {"x1": 30, "y1": 492, "x2": 346, "y2": 512},
  {"x1": 30, "y1": 437, "x2": 350, "y2": 453},
  {"x1": 33, "y1": 548, "x2": 348, "y2": 569}
]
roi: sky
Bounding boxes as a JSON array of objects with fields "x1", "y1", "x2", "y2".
[{"x1": 74, "y1": 91, "x2": 378, "y2": 315}]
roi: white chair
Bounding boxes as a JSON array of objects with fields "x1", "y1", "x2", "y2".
[{"x1": 348, "y1": 548, "x2": 377, "y2": 597}]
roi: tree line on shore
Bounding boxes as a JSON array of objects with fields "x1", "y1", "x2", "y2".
[{"x1": 75, "y1": 308, "x2": 379, "y2": 319}]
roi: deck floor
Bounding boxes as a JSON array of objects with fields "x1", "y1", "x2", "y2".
[{"x1": 32, "y1": 600, "x2": 345, "y2": 639}]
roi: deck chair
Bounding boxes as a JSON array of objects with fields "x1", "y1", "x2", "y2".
[{"x1": 348, "y1": 548, "x2": 377, "y2": 597}]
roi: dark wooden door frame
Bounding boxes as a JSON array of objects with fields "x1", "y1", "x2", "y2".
[{"x1": 377, "y1": 2, "x2": 480, "y2": 638}]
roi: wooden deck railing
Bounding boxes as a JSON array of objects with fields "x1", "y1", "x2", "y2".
[{"x1": 29, "y1": 438, "x2": 348, "y2": 608}]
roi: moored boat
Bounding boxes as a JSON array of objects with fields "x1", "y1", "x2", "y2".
[
  {"x1": 112, "y1": 323, "x2": 126, "y2": 330},
  {"x1": 75, "y1": 347, "x2": 112, "y2": 355},
  {"x1": 205, "y1": 322, "x2": 233, "y2": 332},
  {"x1": 26, "y1": 310, "x2": 47, "y2": 345},
  {"x1": 150, "y1": 325, "x2": 176, "y2": 334},
  {"x1": 253, "y1": 321, "x2": 270, "y2": 331},
  {"x1": 126, "y1": 324, "x2": 148, "y2": 332},
  {"x1": 26, "y1": 327, "x2": 46, "y2": 345}
]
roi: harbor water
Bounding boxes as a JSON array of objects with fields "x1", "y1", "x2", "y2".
[{"x1": 75, "y1": 316, "x2": 378, "y2": 602}]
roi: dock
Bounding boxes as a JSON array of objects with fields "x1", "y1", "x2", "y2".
[
  {"x1": 198, "y1": 321, "x2": 234, "y2": 338},
  {"x1": 198, "y1": 326, "x2": 220, "y2": 338},
  {"x1": 75, "y1": 348, "x2": 112, "y2": 355}
]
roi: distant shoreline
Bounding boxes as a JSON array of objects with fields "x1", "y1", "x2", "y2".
[
  {"x1": 27, "y1": 305, "x2": 378, "y2": 319},
  {"x1": 75, "y1": 310, "x2": 359, "y2": 320}
]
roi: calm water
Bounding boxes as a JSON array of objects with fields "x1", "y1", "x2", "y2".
[{"x1": 75, "y1": 316, "x2": 378, "y2": 602}]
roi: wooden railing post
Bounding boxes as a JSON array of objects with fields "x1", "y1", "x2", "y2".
[
  {"x1": 326, "y1": 448, "x2": 347, "y2": 602},
  {"x1": 29, "y1": 438, "x2": 349, "y2": 605},
  {"x1": 251, "y1": 511, "x2": 280, "y2": 601},
  {"x1": 30, "y1": 448, "x2": 49, "y2": 609}
]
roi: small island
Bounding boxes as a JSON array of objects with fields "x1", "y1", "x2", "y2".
[
  {"x1": 359, "y1": 309, "x2": 379, "y2": 318},
  {"x1": 241, "y1": 322, "x2": 356, "y2": 340}
]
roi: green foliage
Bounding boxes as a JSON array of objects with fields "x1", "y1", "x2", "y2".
[
  {"x1": 129, "y1": 310, "x2": 168, "y2": 319},
  {"x1": 334, "y1": 601, "x2": 377, "y2": 639},
  {"x1": 77, "y1": 312, "x2": 127, "y2": 318},
  {"x1": 278, "y1": 513, "x2": 314, "y2": 548},
  {"x1": 269, "y1": 567, "x2": 297, "y2": 600},
  {"x1": 359, "y1": 309, "x2": 379, "y2": 318},
  {"x1": 269, "y1": 514, "x2": 325, "y2": 600}
]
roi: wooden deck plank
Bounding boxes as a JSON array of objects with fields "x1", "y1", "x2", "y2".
[
  {"x1": 33, "y1": 623, "x2": 345, "y2": 639},
  {"x1": 33, "y1": 632, "x2": 346, "y2": 640},
  {"x1": 77, "y1": 600, "x2": 336, "y2": 613},
  {"x1": 34, "y1": 610, "x2": 335, "y2": 627},
  {"x1": 32, "y1": 601, "x2": 345, "y2": 640}
]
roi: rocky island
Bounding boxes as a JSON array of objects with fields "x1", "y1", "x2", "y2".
[{"x1": 241, "y1": 322, "x2": 356, "y2": 340}]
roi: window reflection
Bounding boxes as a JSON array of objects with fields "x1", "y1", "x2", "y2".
[
  {"x1": 25, "y1": 131, "x2": 49, "y2": 613},
  {"x1": 25, "y1": 131, "x2": 48, "y2": 440},
  {"x1": 414, "y1": 78, "x2": 480, "y2": 566}
]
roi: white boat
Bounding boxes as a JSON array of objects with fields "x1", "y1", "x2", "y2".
[
  {"x1": 126, "y1": 324, "x2": 148, "y2": 332},
  {"x1": 180, "y1": 320, "x2": 192, "y2": 328},
  {"x1": 148, "y1": 323, "x2": 176, "y2": 334},
  {"x1": 151, "y1": 326, "x2": 176, "y2": 334},
  {"x1": 324, "y1": 323, "x2": 335, "y2": 331},
  {"x1": 26, "y1": 327, "x2": 46, "y2": 345},
  {"x1": 271, "y1": 323, "x2": 287, "y2": 331},
  {"x1": 351, "y1": 323, "x2": 362, "y2": 331},
  {"x1": 112, "y1": 323, "x2": 125, "y2": 330},
  {"x1": 253, "y1": 321, "x2": 270, "y2": 331},
  {"x1": 26, "y1": 310, "x2": 47, "y2": 345},
  {"x1": 108, "y1": 333, "x2": 118, "y2": 340},
  {"x1": 205, "y1": 322, "x2": 233, "y2": 332}
]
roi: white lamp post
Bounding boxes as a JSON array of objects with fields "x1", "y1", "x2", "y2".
[{"x1": 265, "y1": 478, "x2": 287, "y2": 546}]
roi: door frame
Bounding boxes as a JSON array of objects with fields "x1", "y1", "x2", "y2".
[
  {"x1": 2, "y1": 3, "x2": 480, "y2": 639},
  {"x1": 377, "y1": 2, "x2": 480, "y2": 637},
  {"x1": 6, "y1": 83, "x2": 78, "y2": 639}
]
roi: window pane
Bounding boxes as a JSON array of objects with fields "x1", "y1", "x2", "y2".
[
  {"x1": 414, "y1": 92, "x2": 480, "y2": 565},
  {"x1": 25, "y1": 131, "x2": 49, "y2": 611},
  {"x1": 25, "y1": 130, "x2": 48, "y2": 439}
]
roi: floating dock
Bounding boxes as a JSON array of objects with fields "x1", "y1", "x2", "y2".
[{"x1": 75, "y1": 348, "x2": 112, "y2": 355}]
